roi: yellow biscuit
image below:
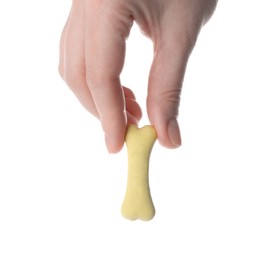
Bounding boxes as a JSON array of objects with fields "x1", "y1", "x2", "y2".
[{"x1": 121, "y1": 125, "x2": 157, "y2": 221}]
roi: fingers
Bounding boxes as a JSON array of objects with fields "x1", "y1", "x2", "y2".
[
  {"x1": 146, "y1": 11, "x2": 200, "y2": 148},
  {"x1": 59, "y1": 0, "x2": 215, "y2": 152},
  {"x1": 60, "y1": 2, "x2": 139, "y2": 153},
  {"x1": 59, "y1": 2, "x2": 99, "y2": 117},
  {"x1": 124, "y1": 87, "x2": 142, "y2": 124},
  {"x1": 85, "y1": 2, "x2": 134, "y2": 153},
  {"x1": 147, "y1": 41, "x2": 185, "y2": 148}
]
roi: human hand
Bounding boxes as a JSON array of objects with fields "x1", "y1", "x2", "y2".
[{"x1": 59, "y1": 0, "x2": 217, "y2": 153}]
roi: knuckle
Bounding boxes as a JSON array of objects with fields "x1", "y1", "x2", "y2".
[
  {"x1": 86, "y1": 70, "x2": 120, "y2": 91},
  {"x1": 148, "y1": 88, "x2": 181, "y2": 116},
  {"x1": 63, "y1": 68, "x2": 86, "y2": 92},
  {"x1": 151, "y1": 88, "x2": 181, "y2": 104}
]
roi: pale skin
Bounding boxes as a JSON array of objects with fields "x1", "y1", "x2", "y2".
[{"x1": 59, "y1": 0, "x2": 217, "y2": 153}]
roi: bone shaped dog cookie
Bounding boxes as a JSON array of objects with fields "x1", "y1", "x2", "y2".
[{"x1": 121, "y1": 125, "x2": 157, "y2": 221}]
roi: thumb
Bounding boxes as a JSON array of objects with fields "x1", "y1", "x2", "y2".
[{"x1": 147, "y1": 29, "x2": 197, "y2": 148}]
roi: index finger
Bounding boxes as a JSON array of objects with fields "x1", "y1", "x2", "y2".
[{"x1": 85, "y1": 2, "x2": 133, "y2": 153}]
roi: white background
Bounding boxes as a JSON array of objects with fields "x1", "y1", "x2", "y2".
[{"x1": 0, "y1": 1, "x2": 268, "y2": 259}]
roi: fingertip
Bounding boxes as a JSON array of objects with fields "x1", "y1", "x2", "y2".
[
  {"x1": 105, "y1": 111, "x2": 142, "y2": 153},
  {"x1": 126, "y1": 112, "x2": 140, "y2": 126},
  {"x1": 105, "y1": 132, "x2": 125, "y2": 154},
  {"x1": 149, "y1": 117, "x2": 182, "y2": 149},
  {"x1": 100, "y1": 113, "x2": 127, "y2": 154}
]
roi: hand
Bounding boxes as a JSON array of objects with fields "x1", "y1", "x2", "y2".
[{"x1": 59, "y1": 0, "x2": 217, "y2": 153}]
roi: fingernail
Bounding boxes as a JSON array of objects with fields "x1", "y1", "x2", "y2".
[{"x1": 168, "y1": 119, "x2": 181, "y2": 147}]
